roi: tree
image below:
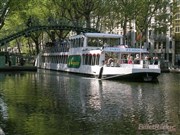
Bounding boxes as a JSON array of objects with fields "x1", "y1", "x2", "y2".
[
  {"x1": 0, "y1": 0, "x2": 10, "y2": 29},
  {"x1": 135, "y1": 0, "x2": 171, "y2": 48},
  {"x1": 0, "y1": 0, "x2": 173, "y2": 55}
]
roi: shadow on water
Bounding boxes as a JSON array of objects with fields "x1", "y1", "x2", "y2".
[{"x1": 0, "y1": 70, "x2": 179, "y2": 135}]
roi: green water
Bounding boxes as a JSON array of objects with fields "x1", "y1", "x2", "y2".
[{"x1": 0, "y1": 70, "x2": 179, "y2": 135}]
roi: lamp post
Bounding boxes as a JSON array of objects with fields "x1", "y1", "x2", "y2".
[
  {"x1": 130, "y1": 19, "x2": 136, "y2": 48},
  {"x1": 127, "y1": 27, "x2": 133, "y2": 47},
  {"x1": 139, "y1": 26, "x2": 144, "y2": 60},
  {"x1": 139, "y1": 26, "x2": 144, "y2": 48}
]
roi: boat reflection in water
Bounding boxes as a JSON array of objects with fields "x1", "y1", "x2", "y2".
[
  {"x1": 38, "y1": 70, "x2": 177, "y2": 134},
  {"x1": 79, "y1": 79, "x2": 177, "y2": 134},
  {"x1": 0, "y1": 71, "x2": 179, "y2": 134}
]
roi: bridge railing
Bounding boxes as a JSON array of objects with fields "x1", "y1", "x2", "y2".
[
  {"x1": 0, "y1": 19, "x2": 87, "y2": 40},
  {"x1": 0, "y1": 18, "x2": 100, "y2": 47},
  {"x1": 0, "y1": 24, "x2": 27, "y2": 39}
]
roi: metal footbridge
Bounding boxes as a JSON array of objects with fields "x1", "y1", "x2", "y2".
[{"x1": 0, "y1": 22, "x2": 99, "y2": 46}]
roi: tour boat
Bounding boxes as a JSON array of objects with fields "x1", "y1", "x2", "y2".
[{"x1": 35, "y1": 32, "x2": 161, "y2": 81}]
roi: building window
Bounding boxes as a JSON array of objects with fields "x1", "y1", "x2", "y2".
[
  {"x1": 163, "y1": 42, "x2": 166, "y2": 49},
  {"x1": 154, "y1": 42, "x2": 157, "y2": 49},
  {"x1": 169, "y1": 41, "x2": 172, "y2": 49},
  {"x1": 175, "y1": 13, "x2": 180, "y2": 20},
  {"x1": 169, "y1": 54, "x2": 172, "y2": 63},
  {"x1": 148, "y1": 42, "x2": 151, "y2": 50},
  {"x1": 158, "y1": 42, "x2": 161, "y2": 49},
  {"x1": 175, "y1": 26, "x2": 180, "y2": 33}
]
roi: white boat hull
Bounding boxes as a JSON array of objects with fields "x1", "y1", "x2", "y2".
[{"x1": 38, "y1": 62, "x2": 160, "y2": 82}]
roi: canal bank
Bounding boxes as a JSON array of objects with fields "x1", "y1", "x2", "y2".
[
  {"x1": 169, "y1": 68, "x2": 180, "y2": 73},
  {"x1": 0, "y1": 51, "x2": 36, "y2": 72},
  {"x1": 0, "y1": 66, "x2": 37, "y2": 72}
]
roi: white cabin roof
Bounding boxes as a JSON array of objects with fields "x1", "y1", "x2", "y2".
[
  {"x1": 69, "y1": 33, "x2": 122, "y2": 39},
  {"x1": 84, "y1": 33, "x2": 122, "y2": 38}
]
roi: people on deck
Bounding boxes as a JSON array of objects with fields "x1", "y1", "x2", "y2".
[
  {"x1": 121, "y1": 55, "x2": 127, "y2": 64},
  {"x1": 144, "y1": 55, "x2": 150, "y2": 67},
  {"x1": 153, "y1": 56, "x2": 158, "y2": 65},
  {"x1": 108, "y1": 58, "x2": 114, "y2": 67},
  {"x1": 134, "y1": 54, "x2": 140, "y2": 64},
  {"x1": 128, "y1": 56, "x2": 133, "y2": 64}
]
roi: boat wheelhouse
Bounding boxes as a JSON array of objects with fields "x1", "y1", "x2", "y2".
[{"x1": 35, "y1": 32, "x2": 161, "y2": 82}]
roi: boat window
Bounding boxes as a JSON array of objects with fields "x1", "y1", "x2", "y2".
[
  {"x1": 88, "y1": 38, "x2": 99, "y2": 47},
  {"x1": 56, "y1": 56, "x2": 59, "y2": 63},
  {"x1": 82, "y1": 54, "x2": 100, "y2": 65},
  {"x1": 87, "y1": 37, "x2": 120, "y2": 47},
  {"x1": 62, "y1": 55, "x2": 65, "y2": 63},
  {"x1": 92, "y1": 54, "x2": 96, "y2": 65},
  {"x1": 96, "y1": 55, "x2": 100, "y2": 65},
  {"x1": 48, "y1": 57, "x2": 50, "y2": 63},
  {"x1": 76, "y1": 38, "x2": 80, "y2": 47},
  {"x1": 54, "y1": 56, "x2": 57, "y2": 63},
  {"x1": 158, "y1": 42, "x2": 161, "y2": 49},
  {"x1": 51, "y1": 56, "x2": 54, "y2": 63},
  {"x1": 52, "y1": 56, "x2": 54, "y2": 63},
  {"x1": 109, "y1": 38, "x2": 120, "y2": 46},
  {"x1": 44, "y1": 56, "x2": 46, "y2": 62},
  {"x1": 80, "y1": 37, "x2": 84, "y2": 47},
  {"x1": 42, "y1": 56, "x2": 44, "y2": 62},
  {"x1": 73, "y1": 39, "x2": 76, "y2": 48},
  {"x1": 65, "y1": 55, "x2": 68, "y2": 63},
  {"x1": 89, "y1": 54, "x2": 92, "y2": 65},
  {"x1": 54, "y1": 56, "x2": 56, "y2": 63},
  {"x1": 104, "y1": 52, "x2": 121, "y2": 67},
  {"x1": 48, "y1": 56, "x2": 51, "y2": 63},
  {"x1": 121, "y1": 54, "x2": 128, "y2": 64},
  {"x1": 85, "y1": 54, "x2": 88, "y2": 65},
  {"x1": 69, "y1": 38, "x2": 84, "y2": 48}
]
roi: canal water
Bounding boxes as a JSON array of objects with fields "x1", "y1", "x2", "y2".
[{"x1": 0, "y1": 70, "x2": 179, "y2": 135}]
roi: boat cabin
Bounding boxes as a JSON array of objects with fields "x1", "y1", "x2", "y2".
[
  {"x1": 69, "y1": 33, "x2": 123, "y2": 48},
  {"x1": 102, "y1": 46, "x2": 160, "y2": 68}
]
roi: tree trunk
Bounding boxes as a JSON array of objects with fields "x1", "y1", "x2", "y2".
[
  {"x1": 27, "y1": 38, "x2": 32, "y2": 55},
  {"x1": 15, "y1": 38, "x2": 21, "y2": 53},
  {"x1": 85, "y1": 15, "x2": 91, "y2": 28},
  {"x1": 123, "y1": 17, "x2": 127, "y2": 45},
  {"x1": 35, "y1": 40, "x2": 39, "y2": 55},
  {"x1": 0, "y1": 1, "x2": 10, "y2": 29},
  {"x1": 31, "y1": 36, "x2": 40, "y2": 54}
]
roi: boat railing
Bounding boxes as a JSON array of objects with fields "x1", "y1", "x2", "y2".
[{"x1": 104, "y1": 59, "x2": 160, "y2": 69}]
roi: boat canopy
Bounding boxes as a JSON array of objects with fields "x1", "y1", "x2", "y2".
[{"x1": 103, "y1": 47, "x2": 148, "y2": 53}]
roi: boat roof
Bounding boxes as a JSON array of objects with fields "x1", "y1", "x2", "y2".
[
  {"x1": 69, "y1": 33, "x2": 122, "y2": 39},
  {"x1": 84, "y1": 33, "x2": 122, "y2": 38}
]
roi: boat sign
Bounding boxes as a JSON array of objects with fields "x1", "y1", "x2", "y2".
[
  {"x1": 68, "y1": 55, "x2": 81, "y2": 68},
  {"x1": 103, "y1": 47, "x2": 148, "y2": 53}
]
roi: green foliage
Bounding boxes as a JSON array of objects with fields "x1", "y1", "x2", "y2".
[{"x1": 0, "y1": 0, "x2": 173, "y2": 53}]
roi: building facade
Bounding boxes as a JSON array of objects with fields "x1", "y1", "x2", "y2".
[
  {"x1": 113, "y1": 0, "x2": 178, "y2": 68},
  {"x1": 173, "y1": 0, "x2": 180, "y2": 66}
]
